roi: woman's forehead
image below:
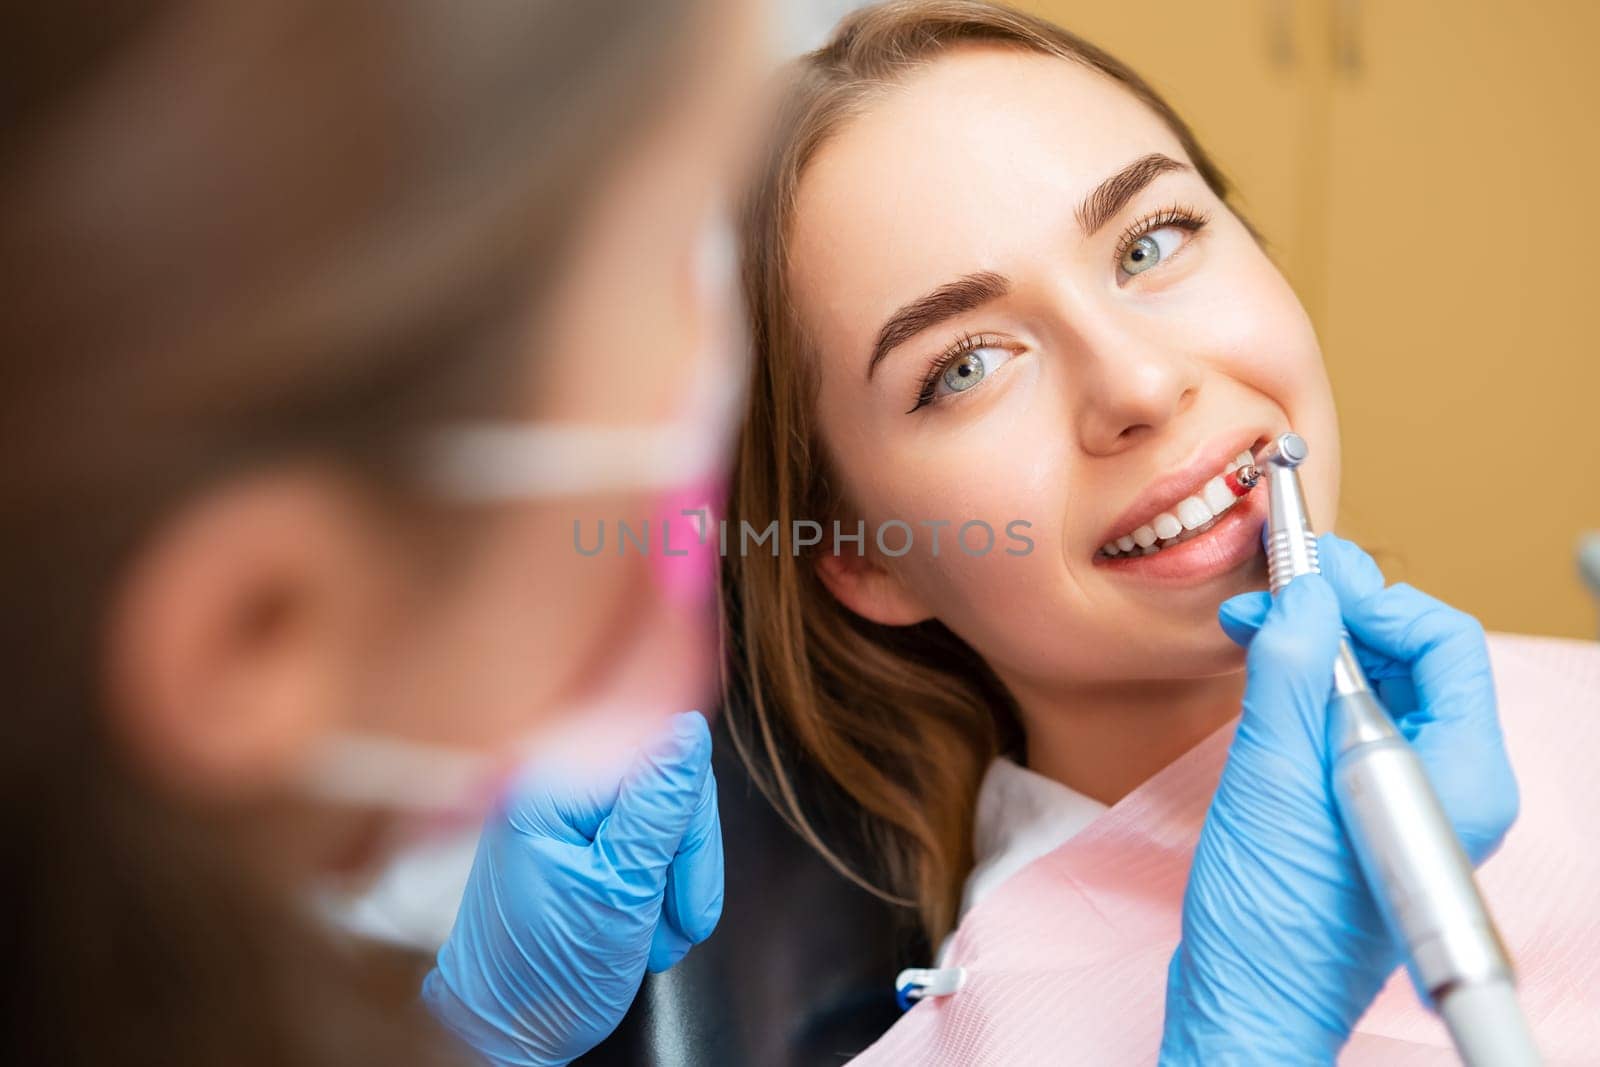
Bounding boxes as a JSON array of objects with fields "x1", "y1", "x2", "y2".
[{"x1": 789, "y1": 48, "x2": 1188, "y2": 353}]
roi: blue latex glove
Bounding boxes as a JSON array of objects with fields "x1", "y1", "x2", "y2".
[
  {"x1": 1159, "y1": 534, "x2": 1519, "y2": 1064},
  {"x1": 422, "y1": 710, "x2": 723, "y2": 1066}
]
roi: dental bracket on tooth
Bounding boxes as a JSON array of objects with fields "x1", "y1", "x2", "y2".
[
  {"x1": 1100, "y1": 450, "x2": 1258, "y2": 559},
  {"x1": 1226, "y1": 464, "x2": 1261, "y2": 492}
]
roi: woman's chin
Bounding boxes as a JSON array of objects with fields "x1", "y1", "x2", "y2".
[
  {"x1": 1108, "y1": 614, "x2": 1252, "y2": 682},
  {"x1": 1191, "y1": 632, "x2": 1250, "y2": 677}
]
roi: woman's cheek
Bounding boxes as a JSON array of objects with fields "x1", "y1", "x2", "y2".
[
  {"x1": 1221, "y1": 256, "x2": 1340, "y2": 522},
  {"x1": 1174, "y1": 244, "x2": 1339, "y2": 517},
  {"x1": 878, "y1": 464, "x2": 1069, "y2": 639},
  {"x1": 902, "y1": 526, "x2": 1068, "y2": 667},
  {"x1": 1217, "y1": 256, "x2": 1326, "y2": 400}
]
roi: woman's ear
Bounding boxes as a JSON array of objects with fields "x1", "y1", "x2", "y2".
[
  {"x1": 104, "y1": 469, "x2": 402, "y2": 802},
  {"x1": 813, "y1": 545, "x2": 933, "y2": 627}
]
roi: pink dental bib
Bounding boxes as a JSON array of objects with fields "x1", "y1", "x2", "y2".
[{"x1": 851, "y1": 634, "x2": 1600, "y2": 1066}]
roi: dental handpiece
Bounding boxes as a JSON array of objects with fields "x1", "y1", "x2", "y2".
[{"x1": 1236, "y1": 433, "x2": 1540, "y2": 1067}]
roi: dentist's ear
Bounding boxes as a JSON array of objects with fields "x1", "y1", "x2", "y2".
[
  {"x1": 103, "y1": 468, "x2": 403, "y2": 803},
  {"x1": 813, "y1": 544, "x2": 934, "y2": 627}
]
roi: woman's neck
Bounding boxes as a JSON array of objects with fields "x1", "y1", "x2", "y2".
[{"x1": 1008, "y1": 670, "x2": 1246, "y2": 806}]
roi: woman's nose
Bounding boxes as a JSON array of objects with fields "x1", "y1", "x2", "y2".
[{"x1": 1070, "y1": 331, "x2": 1201, "y2": 455}]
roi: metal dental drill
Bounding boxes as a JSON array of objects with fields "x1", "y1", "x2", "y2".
[{"x1": 1233, "y1": 433, "x2": 1540, "y2": 1067}]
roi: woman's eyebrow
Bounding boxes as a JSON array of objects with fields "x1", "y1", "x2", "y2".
[
  {"x1": 864, "y1": 156, "x2": 1189, "y2": 380},
  {"x1": 1076, "y1": 152, "x2": 1190, "y2": 236},
  {"x1": 868, "y1": 270, "x2": 1010, "y2": 379}
]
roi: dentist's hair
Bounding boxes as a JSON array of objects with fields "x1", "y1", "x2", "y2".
[
  {"x1": 723, "y1": 0, "x2": 1243, "y2": 942},
  {"x1": 1, "y1": 1, "x2": 695, "y2": 1063}
]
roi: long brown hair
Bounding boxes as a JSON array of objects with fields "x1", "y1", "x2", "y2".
[
  {"x1": 1, "y1": 2, "x2": 695, "y2": 1064},
  {"x1": 721, "y1": 0, "x2": 1242, "y2": 943}
]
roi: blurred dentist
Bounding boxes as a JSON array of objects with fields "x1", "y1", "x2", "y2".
[{"x1": 3, "y1": 1, "x2": 761, "y2": 1064}]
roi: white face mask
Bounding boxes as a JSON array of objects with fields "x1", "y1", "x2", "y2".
[{"x1": 297, "y1": 207, "x2": 746, "y2": 836}]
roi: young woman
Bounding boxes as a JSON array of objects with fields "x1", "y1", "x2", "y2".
[
  {"x1": 720, "y1": 1, "x2": 1545, "y2": 1057},
  {"x1": 2, "y1": 1, "x2": 759, "y2": 1063}
]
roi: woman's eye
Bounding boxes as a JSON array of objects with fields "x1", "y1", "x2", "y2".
[
  {"x1": 934, "y1": 345, "x2": 1011, "y2": 399},
  {"x1": 942, "y1": 351, "x2": 986, "y2": 392},
  {"x1": 1120, "y1": 225, "x2": 1187, "y2": 276},
  {"x1": 909, "y1": 339, "x2": 1018, "y2": 412}
]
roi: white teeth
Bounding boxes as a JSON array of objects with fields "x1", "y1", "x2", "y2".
[
  {"x1": 1202, "y1": 475, "x2": 1235, "y2": 515},
  {"x1": 1176, "y1": 495, "x2": 1212, "y2": 530},
  {"x1": 1100, "y1": 443, "x2": 1262, "y2": 559}
]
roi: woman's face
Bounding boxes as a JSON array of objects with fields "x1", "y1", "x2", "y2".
[{"x1": 790, "y1": 47, "x2": 1338, "y2": 695}]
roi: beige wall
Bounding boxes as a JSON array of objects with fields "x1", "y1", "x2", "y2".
[{"x1": 1017, "y1": 0, "x2": 1600, "y2": 638}]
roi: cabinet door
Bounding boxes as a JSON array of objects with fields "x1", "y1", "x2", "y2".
[{"x1": 1322, "y1": 0, "x2": 1600, "y2": 636}]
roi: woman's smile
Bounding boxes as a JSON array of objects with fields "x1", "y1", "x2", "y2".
[
  {"x1": 1090, "y1": 430, "x2": 1274, "y2": 586},
  {"x1": 1095, "y1": 485, "x2": 1267, "y2": 584}
]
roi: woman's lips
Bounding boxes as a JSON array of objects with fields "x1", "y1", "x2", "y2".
[{"x1": 1092, "y1": 487, "x2": 1266, "y2": 583}]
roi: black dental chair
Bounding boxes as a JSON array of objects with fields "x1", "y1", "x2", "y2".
[{"x1": 575, "y1": 715, "x2": 922, "y2": 1067}]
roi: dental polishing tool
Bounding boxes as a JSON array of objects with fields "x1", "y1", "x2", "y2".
[{"x1": 1232, "y1": 432, "x2": 1539, "y2": 1067}]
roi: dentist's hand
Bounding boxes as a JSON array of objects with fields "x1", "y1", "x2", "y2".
[
  {"x1": 423, "y1": 711, "x2": 723, "y2": 1067},
  {"x1": 1160, "y1": 535, "x2": 1518, "y2": 1065}
]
